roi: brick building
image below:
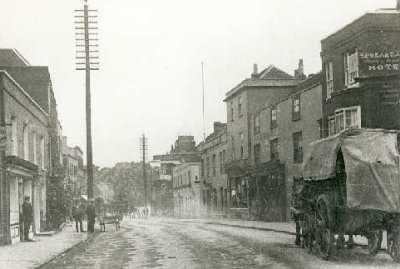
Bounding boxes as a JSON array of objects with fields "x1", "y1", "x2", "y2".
[
  {"x1": 0, "y1": 49, "x2": 63, "y2": 244},
  {"x1": 197, "y1": 122, "x2": 228, "y2": 215},
  {"x1": 321, "y1": 7, "x2": 400, "y2": 137},
  {"x1": 250, "y1": 73, "x2": 323, "y2": 221},
  {"x1": 0, "y1": 69, "x2": 50, "y2": 244},
  {"x1": 172, "y1": 162, "x2": 204, "y2": 218},
  {"x1": 223, "y1": 64, "x2": 300, "y2": 218}
]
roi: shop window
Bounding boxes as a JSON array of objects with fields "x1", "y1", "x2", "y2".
[
  {"x1": 270, "y1": 138, "x2": 279, "y2": 160},
  {"x1": 293, "y1": 132, "x2": 303, "y2": 164},
  {"x1": 292, "y1": 95, "x2": 301, "y2": 121},
  {"x1": 344, "y1": 48, "x2": 359, "y2": 86},
  {"x1": 271, "y1": 106, "x2": 277, "y2": 129},
  {"x1": 326, "y1": 61, "x2": 334, "y2": 99}
]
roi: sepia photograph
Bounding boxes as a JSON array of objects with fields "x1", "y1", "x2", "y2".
[{"x1": 0, "y1": 0, "x2": 400, "y2": 268}]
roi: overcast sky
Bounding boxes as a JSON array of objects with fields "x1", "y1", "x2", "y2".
[{"x1": 0, "y1": 0, "x2": 395, "y2": 167}]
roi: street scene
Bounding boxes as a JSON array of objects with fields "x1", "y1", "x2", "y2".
[{"x1": 1, "y1": 0, "x2": 400, "y2": 268}]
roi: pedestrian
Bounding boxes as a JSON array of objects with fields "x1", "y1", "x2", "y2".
[
  {"x1": 98, "y1": 206, "x2": 106, "y2": 232},
  {"x1": 22, "y1": 196, "x2": 33, "y2": 242},
  {"x1": 73, "y1": 203, "x2": 84, "y2": 232}
]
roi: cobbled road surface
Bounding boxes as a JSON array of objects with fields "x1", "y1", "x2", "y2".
[{"x1": 40, "y1": 218, "x2": 400, "y2": 269}]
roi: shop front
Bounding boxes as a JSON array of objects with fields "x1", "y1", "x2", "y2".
[
  {"x1": 248, "y1": 160, "x2": 287, "y2": 222},
  {"x1": 7, "y1": 156, "x2": 39, "y2": 243}
]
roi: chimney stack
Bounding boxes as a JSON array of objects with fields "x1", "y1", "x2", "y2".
[
  {"x1": 251, "y1": 63, "x2": 258, "y2": 78},
  {"x1": 397, "y1": 0, "x2": 400, "y2": 10}
]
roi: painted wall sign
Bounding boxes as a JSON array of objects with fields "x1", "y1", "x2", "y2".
[{"x1": 359, "y1": 50, "x2": 400, "y2": 77}]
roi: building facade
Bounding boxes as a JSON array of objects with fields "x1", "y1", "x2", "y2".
[
  {"x1": 224, "y1": 64, "x2": 300, "y2": 218},
  {"x1": 0, "y1": 49, "x2": 63, "y2": 244},
  {"x1": 62, "y1": 137, "x2": 85, "y2": 219},
  {"x1": 250, "y1": 73, "x2": 323, "y2": 221},
  {"x1": 172, "y1": 162, "x2": 204, "y2": 218},
  {"x1": 152, "y1": 136, "x2": 200, "y2": 216},
  {"x1": 197, "y1": 122, "x2": 228, "y2": 215},
  {"x1": 0, "y1": 69, "x2": 50, "y2": 244},
  {"x1": 321, "y1": 8, "x2": 400, "y2": 137}
]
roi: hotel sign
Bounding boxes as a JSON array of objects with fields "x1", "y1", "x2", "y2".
[{"x1": 359, "y1": 50, "x2": 400, "y2": 77}]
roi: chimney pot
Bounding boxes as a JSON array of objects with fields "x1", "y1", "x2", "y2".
[{"x1": 252, "y1": 63, "x2": 258, "y2": 78}]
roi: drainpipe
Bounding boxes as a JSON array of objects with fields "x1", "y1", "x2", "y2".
[{"x1": 0, "y1": 74, "x2": 10, "y2": 245}]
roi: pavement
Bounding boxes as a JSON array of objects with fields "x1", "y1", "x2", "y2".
[{"x1": 0, "y1": 222, "x2": 89, "y2": 269}]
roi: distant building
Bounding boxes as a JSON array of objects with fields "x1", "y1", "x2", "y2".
[
  {"x1": 62, "y1": 136, "x2": 85, "y2": 217},
  {"x1": 321, "y1": 7, "x2": 400, "y2": 136},
  {"x1": 152, "y1": 136, "x2": 200, "y2": 216},
  {"x1": 197, "y1": 122, "x2": 228, "y2": 215},
  {"x1": 172, "y1": 162, "x2": 203, "y2": 218}
]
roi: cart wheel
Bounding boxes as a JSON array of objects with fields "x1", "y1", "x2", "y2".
[
  {"x1": 367, "y1": 230, "x2": 383, "y2": 256},
  {"x1": 315, "y1": 197, "x2": 334, "y2": 260},
  {"x1": 388, "y1": 229, "x2": 400, "y2": 263}
]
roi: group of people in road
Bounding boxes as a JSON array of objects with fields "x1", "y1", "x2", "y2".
[{"x1": 128, "y1": 207, "x2": 149, "y2": 219}]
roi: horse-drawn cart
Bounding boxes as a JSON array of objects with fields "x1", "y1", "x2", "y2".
[{"x1": 292, "y1": 128, "x2": 400, "y2": 262}]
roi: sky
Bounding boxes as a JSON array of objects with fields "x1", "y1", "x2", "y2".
[{"x1": 0, "y1": 0, "x2": 395, "y2": 167}]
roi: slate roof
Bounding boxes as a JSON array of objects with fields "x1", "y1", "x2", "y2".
[
  {"x1": 0, "y1": 49, "x2": 29, "y2": 66},
  {"x1": 0, "y1": 66, "x2": 51, "y2": 112},
  {"x1": 256, "y1": 65, "x2": 295, "y2": 80}
]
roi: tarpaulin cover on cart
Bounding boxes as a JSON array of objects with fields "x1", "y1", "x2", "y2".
[{"x1": 302, "y1": 129, "x2": 400, "y2": 212}]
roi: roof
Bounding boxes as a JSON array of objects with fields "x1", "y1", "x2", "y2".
[
  {"x1": 0, "y1": 49, "x2": 30, "y2": 66},
  {"x1": 0, "y1": 66, "x2": 51, "y2": 112},
  {"x1": 224, "y1": 65, "x2": 298, "y2": 101},
  {"x1": 257, "y1": 65, "x2": 295, "y2": 80},
  {"x1": 321, "y1": 9, "x2": 400, "y2": 51}
]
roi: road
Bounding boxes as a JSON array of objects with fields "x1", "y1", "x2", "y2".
[{"x1": 41, "y1": 218, "x2": 400, "y2": 269}]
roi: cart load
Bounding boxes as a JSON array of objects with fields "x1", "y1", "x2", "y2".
[{"x1": 293, "y1": 128, "x2": 400, "y2": 262}]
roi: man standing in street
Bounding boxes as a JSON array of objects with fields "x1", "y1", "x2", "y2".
[{"x1": 22, "y1": 196, "x2": 33, "y2": 241}]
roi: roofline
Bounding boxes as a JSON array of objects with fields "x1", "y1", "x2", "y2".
[
  {"x1": 12, "y1": 49, "x2": 30, "y2": 66},
  {"x1": 321, "y1": 9, "x2": 400, "y2": 46},
  {"x1": 224, "y1": 79, "x2": 299, "y2": 102},
  {"x1": 260, "y1": 75, "x2": 322, "y2": 113},
  {"x1": 0, "y1": 70, "x2": 49, "y2": 117}
]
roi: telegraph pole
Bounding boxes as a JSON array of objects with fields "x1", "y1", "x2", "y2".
[
  {"x1": 75, "y1": 0, "x2": 99, "y2": 233},
  {"x1": 140, "y1": 135, "x2": 148, "y2": 209},
  {"x1": 201, "y1": 62, "x2": 206, "y2": 141}
]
